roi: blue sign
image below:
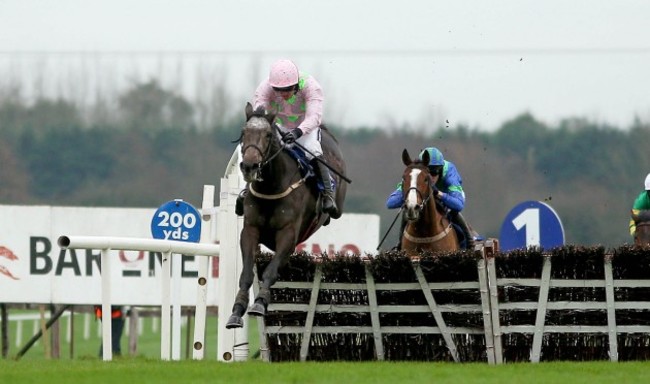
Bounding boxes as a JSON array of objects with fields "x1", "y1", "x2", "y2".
[
  {"x1": 499, "y1": 200, "x2": 565, "y2": 252},
  {"x1": 151, "y1": 199, "x2": 201, "y2": 243}
]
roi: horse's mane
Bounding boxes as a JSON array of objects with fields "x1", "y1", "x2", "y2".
[
  {"x1": 409, "y1": 158, "x2": 429, "y2": 169},
  {"x1": 248, "y1": 105, "x2": 270, "y2": 120}
]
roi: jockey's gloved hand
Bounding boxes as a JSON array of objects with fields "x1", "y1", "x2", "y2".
[
  {"x1": 433, "y1": 187, "x2": 441, "y2": 198},
  {"x1": 282, "y1": 128, "x2": 303, "y2": 144}
]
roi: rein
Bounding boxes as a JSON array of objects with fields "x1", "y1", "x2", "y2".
[
  {"x1": 405, "y1": 186, "x2": 434, "y2": 212},
  {"x1": 241, "y1": 121, "x2": 305, "y2": 199},
  {"x1": 241, "y1": 140, "x2": 284, "y2": 176}
]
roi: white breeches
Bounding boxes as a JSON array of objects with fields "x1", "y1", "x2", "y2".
[{"x1": 279, "y1": 126, "x2": 322, "y2": 160}]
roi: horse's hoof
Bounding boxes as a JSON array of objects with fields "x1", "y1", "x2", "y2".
[
  {"x1": 247, "y1": 302, "x2": 266, "y2": 317},
  {"x1": 225, "y1": 315, "x2": 244, "y2": 329}
]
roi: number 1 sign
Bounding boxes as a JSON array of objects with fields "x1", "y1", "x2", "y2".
[{"x1": 499, "y1": 200, "x2": 565, "y2": 252}]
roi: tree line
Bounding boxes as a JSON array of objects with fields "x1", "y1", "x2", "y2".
[{"x1": 1, "y1": 80, "x2": 649, "y2": 249}]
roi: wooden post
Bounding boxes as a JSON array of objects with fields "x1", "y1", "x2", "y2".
[
  {"x1": 39, "y1": 305, "x2": 50, "y2": 359},
  {"x1": 485, "y1": 248, "x2": 503, "y2": 364},
  {"x1": 129, "y1": 307, "x2": 139, "y2": 356},
  {"x1": 365, "y1": 265, "x2": 384, "y2": 361},
  {"x1": 604, "y1": 255, "x2": 619, "y2": 362},
  {"x1": 299, "y1": 266, "x2": 323, "y2": 362},
  {"x1": 476, "y1": 243, "x2": 496, "y2": 364},
  {"x1": 69, "y1": 306, "x2": 74, "y2": 359},
  {"x1": 50, "y1": 305, "x2": 60, "y2": 359},
  {"x1": 254, "y1": 269, "x2": 270, "y2": 362},
  {"x1": 1, "y1": 304, "x2": 7, "y2": 358},
  {"x1": 530, "y1": 255, "x2": 552, "y2": 363}
]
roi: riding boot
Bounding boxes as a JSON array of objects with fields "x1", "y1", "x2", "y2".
[
  {"x1": 312, "y1": 157, "x2": 339, "y2": 217},
  {"x1": 451, "y1": 211, "x2": 475, "y2": 250},
  {"x1": 235, "y1": 187, "x2": 247, "y2": 217}
]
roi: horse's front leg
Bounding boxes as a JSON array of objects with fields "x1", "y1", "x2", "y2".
[
  {"x1": 248, "y1": 227, "x2": 296, "y2": 317},
  {"x1": 225, "y1": 226, "x2": 259, "y2": 329}
]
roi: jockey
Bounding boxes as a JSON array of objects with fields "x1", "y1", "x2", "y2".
[
  {"x1": 629, "y1": 172, "x2": 650, "y2": 236},
  {"x1": 386, "y1": 147, "x2": 475, "y2": 250},
  {"x1": 235, "y1": 59, "x2": 338, "y2": 218}
]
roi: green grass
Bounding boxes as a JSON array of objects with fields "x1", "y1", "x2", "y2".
[{"x1": 0, "y1": 360, "x2": 649, "y2": 384}]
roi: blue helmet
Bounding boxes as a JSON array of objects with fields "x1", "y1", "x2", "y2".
[{"x1": 419, "y1": 147, "x2": 444, "y2": 167}]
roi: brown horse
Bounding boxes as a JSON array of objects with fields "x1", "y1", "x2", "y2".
[
  {"x1": 226, "y1": 103, "x2": 347, "y2": 328},
  {"x1": 400, "y1": 148, "x2": 460, "y2": 258},
  {"x1": 632, "y1": 210, "x2": 650, "y2": 246}
]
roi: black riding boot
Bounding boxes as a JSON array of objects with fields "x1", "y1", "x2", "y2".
[
  {"x1": 312, "y1": 157, "x2": 339, "y2": 217},
  {"x1": 451, "y1": 211, "x2": 475, "y2": 250},
  {"x1": 235, "y1": 187, "x2": 247, "y2": 217}
]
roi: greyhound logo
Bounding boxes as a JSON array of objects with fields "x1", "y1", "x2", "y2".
[{"x1": 0, "y1": 245, "x2": 19, "y2": 280}]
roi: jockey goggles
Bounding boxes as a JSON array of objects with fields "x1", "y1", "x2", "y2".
[
  {"x1": 429, "y1": 165, "x2": 443, "y2": 176},
  {"x1": 272, "y1": 84, "x2": 296, "y2": 92}
]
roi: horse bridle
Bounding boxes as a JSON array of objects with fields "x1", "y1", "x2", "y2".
[
  {"x1": 403, "y1": 169, "x2": 435, "y2": 211},
  {"x1": 404, "y1": 186, "x2": 433, "y2": 212},
  {"x1": 402, "y1": 172, "x2": 452, "y2": 244},
  {"x1": 241, "y1": 123, "x2": 308, "y2": 199},
  {"x1": 240, "y1": 125, "x2": 285, "y2": 181}
]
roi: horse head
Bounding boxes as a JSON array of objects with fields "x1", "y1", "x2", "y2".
[
  {"x1": 401, "y1": 148, "x2": 435, "y2": 221},
  {"x1": 239, "y1": 102, "x2": 277, "y2": 183}
]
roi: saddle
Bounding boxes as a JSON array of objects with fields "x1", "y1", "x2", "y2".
[
  {"x1": 445, "y1": 211, "x2": 483, "y2": 250},
  {"x1": 285, "y1": 146, "x2": 333, "y2": 228},
  {"x1": 285, "y1": 147, "x2": 337, "y2": 195}
]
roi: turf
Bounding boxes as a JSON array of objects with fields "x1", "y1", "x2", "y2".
[{"x1": 0, "y1": 360, "x2": 649, "y2": 384}]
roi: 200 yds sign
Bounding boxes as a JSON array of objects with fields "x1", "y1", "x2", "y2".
[{"x1": 150, "y1": 200, "x2": 201, "y2": 243}]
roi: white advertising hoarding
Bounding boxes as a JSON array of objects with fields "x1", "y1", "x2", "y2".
[{"x1": 0, "y1": 205, "x2": 379, "y2": 306}]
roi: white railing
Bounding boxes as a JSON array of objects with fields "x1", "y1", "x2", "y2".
[{"x1": 57, "y1": 185, "x2": 222, "y2": 362}]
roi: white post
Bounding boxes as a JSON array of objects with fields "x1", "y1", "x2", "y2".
[
  {"x1": 101, "y1": 248, "x2": 112, "y2": 361},
  {"x1": 160, "y1": 251, "x2": 171, "y2": 360},
  {"x1": 192, "y1": 185, "x2": 215, "y2": 360},
  {"x1": 171, "y1": 253, "x2": 182, "y2": 360},
  {"x1": 217, "y1": 148, "x2": 247, "y2": 362}
]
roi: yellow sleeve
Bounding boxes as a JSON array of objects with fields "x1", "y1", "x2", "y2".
[{"x1": 630, "y1": 209, "x2": 641, "y2": 236}]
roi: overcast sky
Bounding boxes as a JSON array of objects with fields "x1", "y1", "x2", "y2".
[{"x1": 1, "y1": 0, "x2": 650, "y2": 131}]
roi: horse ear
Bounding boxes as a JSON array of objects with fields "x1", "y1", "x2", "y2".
[
  {"x1": 245, "y1": 102, "x2": 254, "y2": 121},
  {"x1": 421, "y1": 149, "x2": 430, "y2": 166},
  {"x1": 402, "y1": 149, "x2": 411, "y2": 166}
]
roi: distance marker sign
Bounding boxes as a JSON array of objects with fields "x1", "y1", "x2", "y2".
[
  {"x1": 499, "y1": 200, "x2": 565, "y2": 252},
  {"x1": 151, "y1": 199, "x2": 201, "y2": 243}
]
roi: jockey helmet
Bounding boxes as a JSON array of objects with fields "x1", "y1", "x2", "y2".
[
  {"x1": 645, "y1": 173, "x2": 650, "y2": 190},
  {"x1": 420, "y1": 147, "x2": 445, "y2": 176},
  {"x1": 269, "y1": 59, "x2": 299, "y2": 88}
]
